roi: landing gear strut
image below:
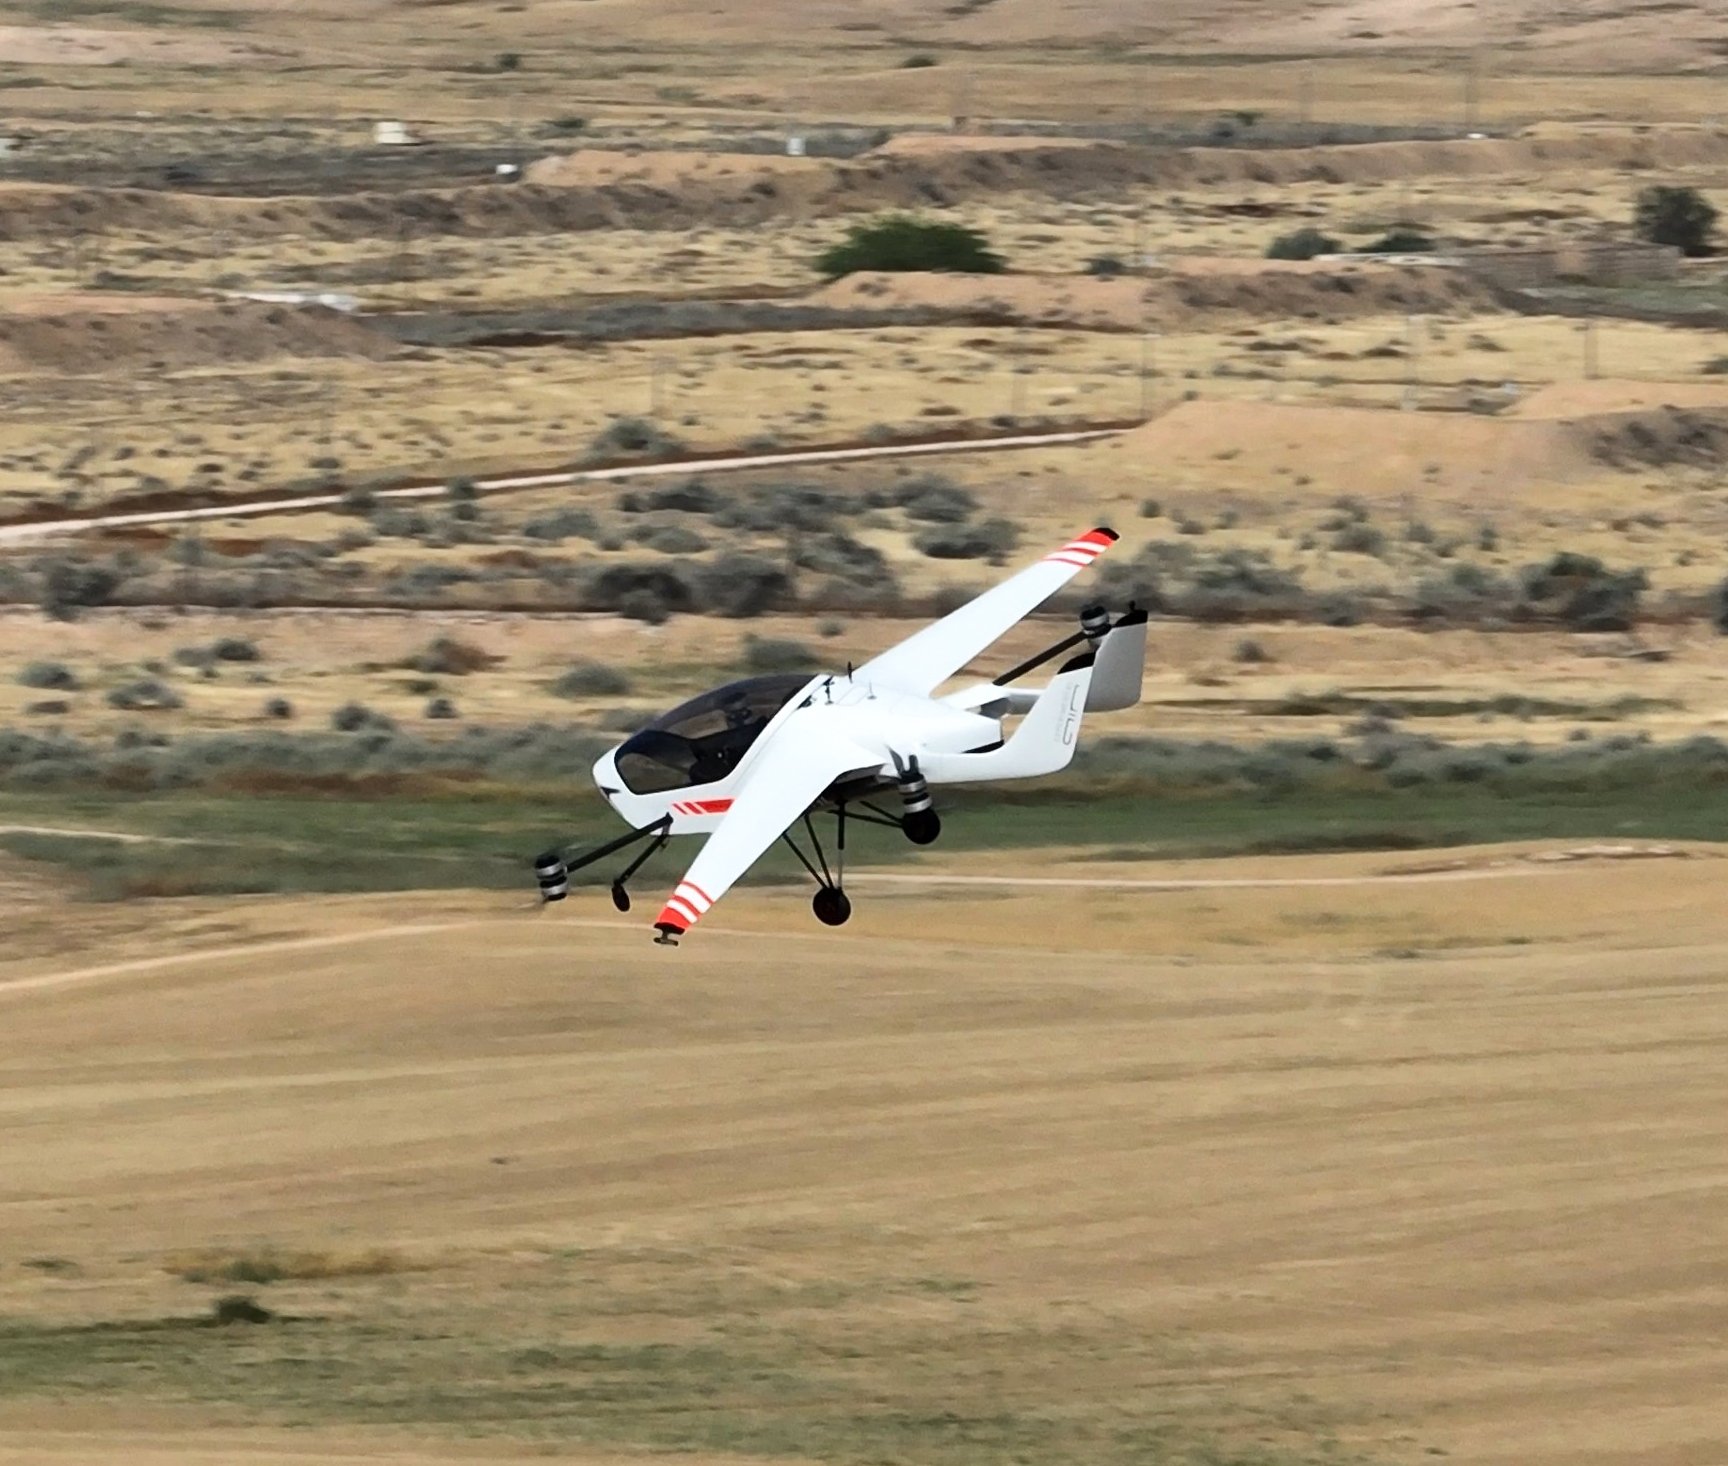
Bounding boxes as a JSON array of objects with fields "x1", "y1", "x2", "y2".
[
  {"x1": 533, "y1": 815, "x2": 671, "y2": 910},
  {"x1": 781, "y1": 808, "x2": 851, "y2": 926}
]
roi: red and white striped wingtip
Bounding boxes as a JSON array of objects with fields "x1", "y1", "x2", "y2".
[
  {"x1": 654, "y1": 879, "x2": 715, "y2": 936},
  {"x1": 1041, "y1": 526, "x2": 1118, "y2": 569}
]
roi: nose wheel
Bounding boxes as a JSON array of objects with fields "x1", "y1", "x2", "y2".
[{"x1": 811, "y1": 886, "x2": 852, "y2": 926}]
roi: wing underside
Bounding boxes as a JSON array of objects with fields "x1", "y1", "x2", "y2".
[{"x1": 652, "y1": 716, "x2": 880, "y2": 941}]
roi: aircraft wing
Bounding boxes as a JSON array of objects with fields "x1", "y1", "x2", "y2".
[
  {"x1": 853, "y1": 527, "x2": 1118, "y2": 697},
  {"x1": 652, "y1": 714, "x2": 881, "y2": 942}
]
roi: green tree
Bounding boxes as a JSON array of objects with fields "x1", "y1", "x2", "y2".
[
  {"x1": 815, "y1": 215, "x2": 1005, "y2": 279},
  {"x1": 1633, "y1": 185, "x2": 1718, "y2": 257}
]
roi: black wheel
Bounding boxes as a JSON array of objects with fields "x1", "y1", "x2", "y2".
[
  {"x1": 812, "y1": 886, "x2": 852, "y2": 926},
  {"x1": 610, "y1": 882, "x2": 631, "y2": 913},
  {"x1": 902, "y1": 809, "x2": 941, "y2": 846}
]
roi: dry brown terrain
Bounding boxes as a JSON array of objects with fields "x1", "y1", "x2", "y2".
[{"x1": 2, "y1": 845, "x2": 1726, "y2": 1465}]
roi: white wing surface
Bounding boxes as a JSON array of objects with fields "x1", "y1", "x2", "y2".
[
  {"x1": 652, "y1": 716, "x2": 880, "y2": 941},
  {"x1": 853, "y1": 527, "x2": 1118, "y2": 697}
]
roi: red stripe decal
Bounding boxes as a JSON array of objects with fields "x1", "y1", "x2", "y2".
[
  {"x1": 1076, "y1": 529, "x2": 1116, "y2": 548},
  {"x1": 681, "y1": 879, "x2": 715, "y2": 906},
  {"x1": 655, "y1": 905, "x2": 690, "y2": 931},
  {"x1": 665, "y1": 895, "x2": 701, "y2": 924},
  {"x1": 1044, "y1": 554, "x2": 1093, "y2": 568},
  {"x1": 690, "y1": 799, "x2": 734, "y2": 815}
]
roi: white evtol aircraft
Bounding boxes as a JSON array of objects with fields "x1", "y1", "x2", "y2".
[{"x1": 533, "y1": 526, "x2": 1146, "y2": 944}]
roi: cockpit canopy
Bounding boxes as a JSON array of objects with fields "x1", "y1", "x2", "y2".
[{"x1": 612, "y1": 673, "x2": 813, "y2": 795}]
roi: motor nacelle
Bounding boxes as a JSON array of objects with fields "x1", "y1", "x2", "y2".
[
  {"x1": 534, "y1": 851, "x2": 569, "y2": 902},
  {"x1": 897, "y1": 756, "x2": 941, "y2": 845}
]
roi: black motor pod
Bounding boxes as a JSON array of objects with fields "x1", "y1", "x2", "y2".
[
  {"x1": 1079, "y1": 602, "x2": 1111, "y2": 647},
  {"x1": 534, "y1": 851, "x2": 569, "y2": 902},
  {"x1": 898, "y1": 758, "x2": 941, "y2": 846}
]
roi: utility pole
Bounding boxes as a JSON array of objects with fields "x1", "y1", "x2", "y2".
[
  {"x1": 1403, "y1": 313, "x2": 1422, "y2": 410},
  {"x1": 1138, "y1": 329, "x2": 1157, "y2": 418}
]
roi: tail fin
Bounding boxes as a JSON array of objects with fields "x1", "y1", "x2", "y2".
[
  {"x1": 920, "y1": 655, "x2": 1094, "y2": 785},
  {"x1": 1085, "y1": 606, "x2": 1147, "y2": 713}
]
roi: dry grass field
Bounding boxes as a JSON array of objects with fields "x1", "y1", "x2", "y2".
[
  {"x1": 2, "y1": 847, "x2": 1726, "y2": 1466},
  {"x1": 4, "y1": 2, "x2": 1728, "y2": 1460},
  {"x1": 3, "y1": 606, "x2": 1727, "y2": 748}
]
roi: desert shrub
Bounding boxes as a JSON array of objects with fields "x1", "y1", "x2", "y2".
[
  {"x1": 210, "y1": 636, "x2": 260, "y2": 662},
  {"x1": 1233, "y1": 638, "x2": 1273, "y2": 664},
  {"x1": 38, "y1": 559, "x2": 120, "y2": 621},
  {"x1": 338, "y1": 484, "x2": 377, "y2": 515},
  {"x1": 1085, "y1": 255, "x2": 1127, "y2": 277},
  {"x1": 1362, "y1": 226, "x2": 1435, "y2": 253},
  {"x1": 424, "y1": 696, "x2": 459, "y2": 720},
  {"x1": 588, "y1": 416, "x2": 684, "y2": 461},
  {"x1": 742, "y1": 636, "x2": 818, "y2": 673},
  {"x1": 447, "y1": 476, "x2": 480, "y2": 521},
  {"x1": 106, "y1": 678, "x2": 182, "y2": 712},
  {"x1": 645, "y1": 479, "x2": 728, "y2": 514},
  {"x1": 901, "y1": 52, "x2": 938, "y2": 68},
  {"x1": 331, "y1": 701, "x2": 394, "y2": 733},
  {"x1": 894, "y1": 474, "x2": 977, "y2": 523},
  {"x1": 914, "y1": 518, "x2": 1021, "y2": 561},
  {"x1": 383, "y1": 563, "x2": 476, "y2": 599},
  {"x1": 172, "y1": 644, "x2": 215, "y2": 670},
  {"x1": 693, "y1": 553, "x2": 791, "y2": 617},
  {"x1": 1412, "y1": 562, "x2": 1514, "y2": 622},
  {"x1": 714, "y1": 483, "x2": 845, "y2": 534},
  {"x1": 794, "y1": 531, "x2": 891, "y2": 585},
  {"x1": 26, "y1": 699, "x2": 69, "y2": 716},
  {"x1": 551, "y1": 662, "x2": 632, "y2": 698},
  {"x1": 585, "y1": 562, "x2": 697, "y2": 622},
  {"x1": 520, "y1": 507, "x2": 599, "y2": 543},
  {"x1": 1266, "y1": 227, "x2": 1339, "y2": 260},
  {"x1": 1519, "y1": 552, "x2": 1646, "y2": 631},
  {"x1": 1703, "y1": 354, "x2": 1728, "y2": 376},
  {"x1": 1633, "y1": 184, "x2": 1718, "y2": 257},
  {"x1": 1330, "y1": 522, "x2": 1387, "y2": 556},
  {"x1": 815, "y1": 215, "x2": 1005, "y2": 279},
  {"x1": 262, "y1": 696, "x2": 294, "y2": 720},
  {"x1": 1138, "y1": 497, "x2": 1162, "y2": 518},
  {"x1": 634, "y1": 523, "x2": 709, "y2": 554},
  {"x1": 17, "y1": 661, "x2": 78, "y2": 690},
  {"x1": 369, "y1": 506, "x2": 431, "y2": 539},
  {"x1": 817, "y1": 618, "x2": 846, "y2": 638},
  {"x1": 404, "y1": 635, "x2": 499, "y2": 675}
]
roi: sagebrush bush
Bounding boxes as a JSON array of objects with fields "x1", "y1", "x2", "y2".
[
  {"x1": 551, "y1": 662, "x2": 632, "y2": 698},
  {"x1": 634, "y1": 523, "x2": 709, "y2": 555},
  {"x1": 587, "y1": 416, "x2": 684, "y2": 462},
  {"x1": 17, "y1": 661, "x2": 78, "y2": 690},
  {"x1": 106, "y1": 678, "x2": 182, "y2": 711},
  {"x1": 404, "y1": 636, "x2": 500, "y2": 675},
  {"x1": 914, "y1": 518, "x2": 1021, "y2": 561},
  {"x1": 1265, "y1": 227, "x2": 1339, "y2": 260},
  {"x1": 694, "y1": 554, "x2": 791, "y2": 617},
  {"x1": 520, "y1": 507, "x2": 599, "y2": 543},
  {"x1": 331, "y1": 701, "x2": 394, "y2": 733},
  {"x1": 742, "y1": 636, "x2": 818, "y2": 673},
  {"x1": 895, "y1": 475, "x2": 977, "y2": 524}
]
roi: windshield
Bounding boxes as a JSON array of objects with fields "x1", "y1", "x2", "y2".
[{"x1": 613, "y1": 674, "x2": 813, "y2": 795}]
